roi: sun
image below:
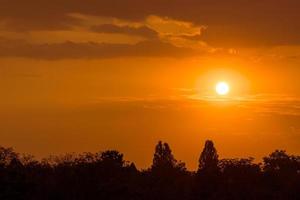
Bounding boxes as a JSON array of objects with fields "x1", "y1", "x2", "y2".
[{"x1": 215, "y1": 82, "x2": 230, "y2": 95}]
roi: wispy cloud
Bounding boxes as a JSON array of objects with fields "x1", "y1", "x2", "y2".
[
  {"x1": 0, "y1": 38, "x2": 203, "y2": 59},
  {"x1": 87, "y1": 92, "x2": 300, "y2": 117}
]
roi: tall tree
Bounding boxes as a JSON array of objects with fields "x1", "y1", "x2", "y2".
[
  {"x1": 152, "y1": 141, "x2": 177, "y2": 169},
  {"x1": 198, "y1": 140, "x2": 219, "y2": 172}
]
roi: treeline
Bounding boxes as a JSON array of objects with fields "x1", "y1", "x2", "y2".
[{"x1": 0, "y1": 140, "x2": 300, "y2": 199}]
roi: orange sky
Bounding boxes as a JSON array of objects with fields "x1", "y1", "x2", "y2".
[{"x1": 1, "y1": 0, "x2": 300, "y2": 169}]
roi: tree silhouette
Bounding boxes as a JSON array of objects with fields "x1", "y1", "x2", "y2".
[
  {"x1": 0, "y1": 141, "x2": 299, "y2": 199},
  {"x1": 218, "y1": 158, "x2": 262, "y2": 199},
  {"x1": 263, "y1": 150, "x2": 299, "y2": 174},
  {"x1": 262, "y1": 150, "x2": 300, "y2": 199},
  {"x1": 198, "y1": 140, "x2": 219, "y2": 173},
  {"x1": 100, "y1": 150, "x2": 125, "y2": 168},
  {"x1": 148, "y1": 141, "x2": 188, "y2": 200},
  {"x1": 152, "y1": 141, "x2": 176, "y2": 169},
  {"x1": 151, "y1": 141, "x2": 186, "y2": 172},
  {"x1": 0, "y1": 147, "x2": 19, "y2": 167}
]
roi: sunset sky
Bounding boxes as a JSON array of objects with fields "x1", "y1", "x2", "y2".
[{"x1": 1, "y1": 0, "x2": 300, "y2": 169}]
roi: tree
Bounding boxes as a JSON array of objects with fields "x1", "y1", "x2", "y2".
[
  {"x1": 262, "y1": 150, "x2": 300, "y2": 199},
  {"x1": 151, "y1": 141, "x2": 187, "y2": 173},
  {"x1": 100, "y1": 150, "x2": 125, "y2": 168},
  {"x1": 263, "y1": 150, "x2": 299, "y2": 175},
  {"x1": 193, "y1": 141, "x2": 220, "y2": 199},
  {"x1": 219, "y1": 157, "x2": 261, "y2": 175},
  {"x1": 198, "y1": 140, "x2": 219, "y2": 173},
  {"x1": 0, "y1": 147, "x2": 20, "y2": 168},
  {"x1": 148, "y1": 142, "x2": 188, "y2": 200},
  {"x1": 152, "y1": 141, "x2": 177, "y2": 170}
]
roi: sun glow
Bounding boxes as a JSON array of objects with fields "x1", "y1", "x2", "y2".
[{"x1": 216, "y1": 82, "x2": 230, "y2": 95}]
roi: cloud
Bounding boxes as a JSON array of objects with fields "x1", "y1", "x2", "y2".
[
  {"x1": 90, "y1": 24, "x2": 158, "y2": 39},
  {"x1": 0, "y1": 0, "x2": 79, "y2": 31},
  {"x1": 1, "y1": 0, "x2": 300, "y2": 47},
  {"x1": 186, "y1": 93, "x2": 300, "y2": 116},
  {"x1": 0, "y1": 38, "x2": 201, "y2": 59},
  {"x1": 177, "y1": 34, "x2": 202, "y2": 41}
]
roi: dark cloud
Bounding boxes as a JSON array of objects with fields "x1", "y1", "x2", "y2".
[
  {"x1": 90, "y1": 24, "x2": 158, "y2": 38},
  {"x1": 201, "y1": 24, "x2": 300, "y2": 48},
  {"x1": 0, "y1": 0, "x2": 79, "y2": 31},
  {"x1": 0, "y1": 38, "x2": 200, "y2": 59},
  {"x1": 1, "y1": 0, "x2": 300, "y2": 46}
]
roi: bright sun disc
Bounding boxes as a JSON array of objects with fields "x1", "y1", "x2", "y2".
[{"x1": 216, "y1": 82, "x2": 230, "y2": 95}]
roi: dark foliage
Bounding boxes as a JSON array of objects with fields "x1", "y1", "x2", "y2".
[{"x1": 0, "y1": 140, "x2": 300, "y2": 200}]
